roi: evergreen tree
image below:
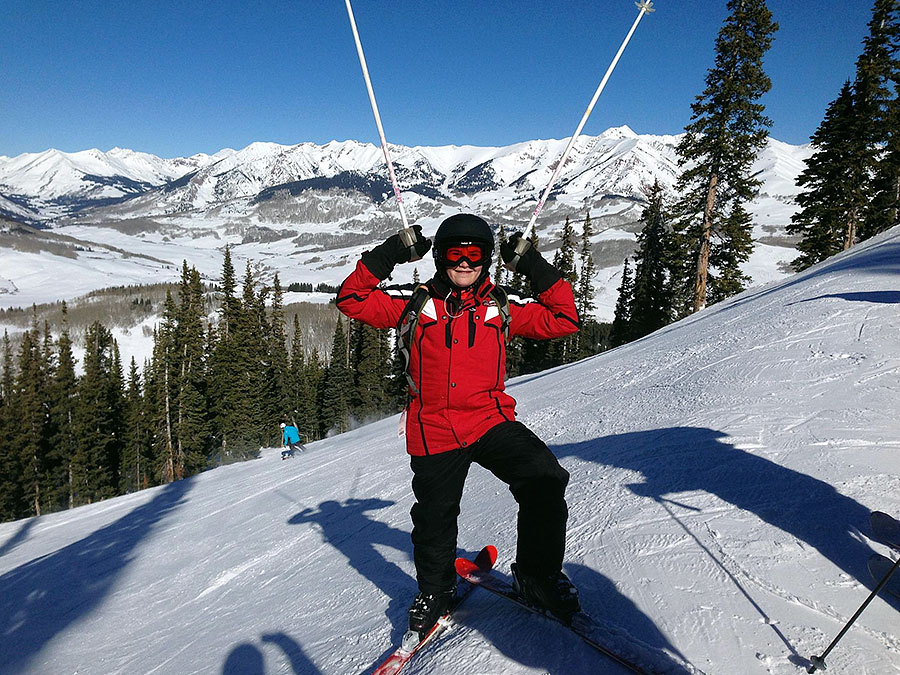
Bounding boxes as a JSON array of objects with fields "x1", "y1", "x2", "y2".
[
  {"x1": 121, "y1": 358, "x2": 152, "y2": 493},
  {"x1": 352, "y1": 322, "x2": 389, "y2": 419},
  {"x1": 574, "y1": 213, "x2": 597, "y2": 359},
  {"x1": 630, "y1": 181, "x2": 672, "y2": 339},
  {"x1": 71, "y1": 321, "x2": 124, "y2": 505},
  {"x1": 787, "y1": 82, "x2": 870, "y2": 269},
  {"x1": 669, "y1": 0, "x2": 778, "y2": 315},
  {"x1": 610, "y1": 258, "x2": 635, "y2": 348},
  {"x1": 859, "y1": 0, "x2": 900, "y2": 238},
  {"x1": 0, "y1": 332, "x2": 18, "y2": 520},
  {"x1": 176, "y1": 264, "x2": 209, "y2": 476},
  {"x1": 150, "y1": 291, "x2": 179, "y2": 482},
  {"x1": 48, "y1": 305, "x2": 78, "y2": 510},
  {"x1": 12, "y1": 325, "x2": 49, "y2": 517},
  {"x1": 321, "y1": 316, "x2": 352, "y2": 434},
  {"x1": 305, "y1": 348, "x2": 325, "y2": 441},
  {"x1": 289, "y1": 315, "x2": 318, "y2": 440},
  {"x1": 268, "y1": 273, "x2": 291, "y2": 422}
]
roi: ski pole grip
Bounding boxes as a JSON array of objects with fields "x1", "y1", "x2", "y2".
[
  {"x1": 504, "y1": 237, "x2": 532, "y2": 272},
  {"x1": 399, "y1": 227, "x2": 422, "y2": 262}
]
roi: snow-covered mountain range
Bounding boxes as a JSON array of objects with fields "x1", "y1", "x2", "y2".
[
  {"x1": 0, "y1": 127, "x2": 812, "y2": 322},
  {"x1": 1, "y1": 223, "x2": 897, "y2": 675}
]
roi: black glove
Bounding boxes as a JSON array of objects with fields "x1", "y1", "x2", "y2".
[
  {"x1": 500, "y1": 231, "x2": 561, "y2": 295},
  {"x1": 361, "y1": 225, "x2": 431, "y2": 280}
]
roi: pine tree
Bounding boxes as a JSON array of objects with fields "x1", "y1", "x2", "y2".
[
  {"x1": 48, "y1": 305, "x2": 78, "y2": 510},
  {"x1": 669, "y1": 0, "x2": 778, "y2": 315},
  {"x1": 289, "y1": 315, "x2": 317, "y2": 440},
  {"x1": 787, "y1": 82, "x2": 870, "y2": 269},
  {"x1": 150, "y1": 291, "x2": 179, "y2": 482},
  {"x1": 353, "y1": 322, "x2": 388, "y2": 419},
  {"x1": 268, "y1": 273, "x2": 291, "y2": 423},
  {"x1": 321, "y1": 316, "x2": 352, "y2": 434},
  {"x1": 0, "y1": 332, "x2": 18, "y2": 520},
  {"x1": 12, "y1": 325, "x2": 49, "y2": 517},
  {"x1": 305, "y1": 348, "x2": 325, "y2": 441},
  {"x1": 121, "y1": 358, "x2": 151, "y2": 493},
  {"x1": 72, "y1": 322, "x2": 124, "y2": 505},
  {"x1": 610, "y1": 258, "x2": 635, "y2": 348},
  {"x1": 176, "y1": 264, "x2": 209, "y2": 476},
  {"x1": 630, "y1": 181, "x2": 672, "y2": 339},
  {"x1": 574, "y1": 213, "x2": 597, "y2": 359},
  {"x1": 859, "y1": 0, "x2": 900, "y2": 238}
]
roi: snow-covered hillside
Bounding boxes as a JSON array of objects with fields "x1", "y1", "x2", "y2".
[
  {"x1": 1, "y1": 224, "x2": 898, "y2": 674},
  {"x1": 0, "y1": 129, "x2": 813, "y2": 325}
]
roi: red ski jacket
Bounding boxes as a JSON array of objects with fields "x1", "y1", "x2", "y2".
[{"x1": 336, "y1": 260, "x2": 579, "y2": 456}]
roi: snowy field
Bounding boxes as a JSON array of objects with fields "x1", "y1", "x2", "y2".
[{"x1": 1, "y1": 227, "x2": 899, "y2": 674}]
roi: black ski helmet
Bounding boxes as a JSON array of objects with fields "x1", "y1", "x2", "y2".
[{"x1": 433, "y1": 214, "x2": 495, "y2": 270}]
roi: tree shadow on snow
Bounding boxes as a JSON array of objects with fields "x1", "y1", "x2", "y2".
[
  {"x1": 551, "y1": 427, "x2": 899, "y2": 659},
  {"x1": 0, "y1": 478, "x2": 195, "y2": 673},
  {"x1": 288, "y1": 498, "x2": 415, "y2": 649},
  {"x1": 791, "y1": 290, "x2": 900, "y2": 305},
  {"x1": 222, "y1": 633, "x2": 322, "y2": 675},
  {"x1": 0, "y1": 517, "x2": 37, "y2": 558},
  {"x1": 554, "y1": 427, "x2": 877, "y2": 585}
]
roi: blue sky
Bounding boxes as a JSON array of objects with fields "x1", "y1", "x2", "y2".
[{"x1": 0, "y1": 1, "x2": 874, "y2": 158}]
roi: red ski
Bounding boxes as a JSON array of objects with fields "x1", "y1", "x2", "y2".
[
  {"x1": 456, "y1": 552, "x2": 655, "y2": 675},
  {"x1": 370, "y1": 545, "x2": 497, "y2": 675}
]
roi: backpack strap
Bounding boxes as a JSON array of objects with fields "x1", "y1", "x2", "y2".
[
  {"x1": 489, "y1": 285, "x2": 511, "y2": 342},
  {"x1": 396, "y1": 285, "x2": 431, "y2": 397}
]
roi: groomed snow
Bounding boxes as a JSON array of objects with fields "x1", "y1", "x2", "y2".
[{"x1": 0, "y1": 226, "x2": 898, "y2": 674}]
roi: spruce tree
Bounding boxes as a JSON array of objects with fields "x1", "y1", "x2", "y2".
[
  {"x1": 669, "y1": 0, "x2": 778, "y2": 315},
  {"x1": 321, "y1": 316, "x2": 352, "y2": 435},
  {"x1": 176, "y1": 265, "x2": 209, "y2": 476},
  {"x1": 268, "y1": 273, "x2": 291, "y2": 423},
  {"x1": 289, "y1": 315, "x2": 317, "y2": 440},
  {"x1": 575, "y1": 214, "x2": 597, "y2": 359},
  {"x1": 12, "y1": 326, "x2": 49, "y2": 517},
  {"x1": 610, "y1": 258, "x2": 635, "y2": 348},
  {"x1": 787, "y1": 82, "x2": 869, "y2": 269},
  {"x1": 49, "y1": 305, "x2": 78, "y2": 510},
  {"x1": 0, "y1": 332, "x2": 18, "y2": 520},
  {"x1": 630, "y1": 181, "x2": 672, "y2": 339},
  {"x1": 859, "y1": 0, "x2": 900, "y2": 238},
  {"x1": 353, "y1": 322, "x2": 388, "y2": 420},
  {"x1": 72, "y1": 322, "x2": 124, "y2": 505},
  {"x1": 121, "y1": 358, "x2": 152, "y2": 493}
]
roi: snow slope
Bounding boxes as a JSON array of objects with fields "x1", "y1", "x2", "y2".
[{"x1": 1, "y1": 227, "x2": 899, "y2": 675}]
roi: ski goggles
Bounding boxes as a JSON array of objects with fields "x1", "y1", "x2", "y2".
[{"x1": 442, "y1": 243, "x2": 488, "y2": 267}]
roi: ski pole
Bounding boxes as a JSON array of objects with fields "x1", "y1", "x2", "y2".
[
  {"x1": 808, "y1": 554, "x2": 900, "y2": 673},
  {"x1": 508, "y1": 0, "x2": 655, "y2": 270},
  {"x1": 344, "y1": 0, "x2": 422, "y2": 261}
]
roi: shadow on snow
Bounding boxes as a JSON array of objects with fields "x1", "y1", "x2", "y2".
[
  {"x1": 223, "y1": 632, "x2": 322, "y2": 675},
  {"x1": 0, "y1": 478, "x2": 194, "y2": 673}
]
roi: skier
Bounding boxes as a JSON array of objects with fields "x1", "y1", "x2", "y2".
[
  {"x1": 336, "y1": 214, "x2": 581, "y2": 641},
  {"x1": 281, "y1": 422, "x2": 303, "y2": 459}
]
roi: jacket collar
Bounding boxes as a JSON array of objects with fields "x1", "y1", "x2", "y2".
[{"x1": 428, "y1": 275, "x2": 495, "y2": 312}]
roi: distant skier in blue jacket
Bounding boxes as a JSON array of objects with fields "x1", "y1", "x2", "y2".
[{"x1": 280, "y1": 422, "x2": 304, "y2": 459}]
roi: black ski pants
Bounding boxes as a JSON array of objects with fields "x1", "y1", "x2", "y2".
[{"x1": 409, "y1": 420, "x2": 570, "y2": 594}]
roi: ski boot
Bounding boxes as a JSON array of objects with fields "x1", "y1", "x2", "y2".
[
  {"x1": 511, "y1": 563, "x2": 581, "y2": 624},
  {"x1": 402, "y1": 588, "x2": 456, "y2": 649}
]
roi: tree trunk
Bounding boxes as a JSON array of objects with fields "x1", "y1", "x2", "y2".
[
  {"x1": 164, "y1": 366, "x2": 175, "y2": 483},
  {"x1": 843, "y1": 207, "x2": 858, "y2": 251},
  {"x1": 693, "y1": 173, "x2": 719, "y2": 313}
]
